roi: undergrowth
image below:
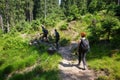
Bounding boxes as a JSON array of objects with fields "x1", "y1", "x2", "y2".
[{"x1": 0, "y1": 32, "x2": 61, "y2": 80}]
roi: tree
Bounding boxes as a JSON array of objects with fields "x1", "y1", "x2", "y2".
[
  {"x1": 76, "y1": 0, "x2": 87, "y2": 15},
  {"x1": 25, "y1": 0, "x2": 34, "y2": 22},
  {"x1": 118, "y1": 0, "x2": 120, "y2": 5},
  {"x1": 67, "y1": 4, "x2": 79, "y2": 21},
  {"x1": 33, "y1": 0, "x2": 44, "y2": 19},
  {"x1": 88, "y1": 0, "x2": 97, "y2": 13},
  {"x1": 0, "y1": 15, "x2": 4, "y2": 32},
  {"x1": 114, "y1": 5, "x2": 120, "y2": 17},
  {"x1": 101, "y1": 16, "x2": 119, "y2": 41}
]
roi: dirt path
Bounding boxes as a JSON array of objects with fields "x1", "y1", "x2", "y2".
[{"x1": 58, "y1": 41, "x2": 95, "y2": 80}]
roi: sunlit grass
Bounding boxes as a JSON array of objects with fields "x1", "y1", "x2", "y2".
[
  {"x1": 87, "y1": 44, "x2": 120, "y2": 80},
  {"x1": 0, "y1": 33, "x2": 61, "y2": 80}
]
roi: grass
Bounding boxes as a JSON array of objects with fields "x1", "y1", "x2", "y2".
[
  {"x1": 54, "y1": 18, "x2": 120, "y2": 80},
  {"x1": 87, "y1": 43, "x2": 120, "y2": 80},
  {"x1": 0, "y1": 12, "x2": 120, "y2": 80},
  {"x1": 0, "y1": 33, "x2": 61, "y2": 80},
  {"x1": 9, "y1": 66, "x2": 60, "y2": 80}
]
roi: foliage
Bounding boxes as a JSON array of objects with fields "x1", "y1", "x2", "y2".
[
  {"x1": 67, "y1": 5, "x2": 79, "y2": 21},
  {"x1": 88, "y1": 0, "x2": 98, "y2": 13},
  {"x1": 31, "y1": 19, "x2": 41, "y2": 31},
  {"x1": 0, "y1": 33, "x2": 61, "y2": 80},
  {"x1": 0, "y1": 0, "x2": 120, "y2": 80},
  {"x1": 15, "y1": 21, "x2": 31, "y2": 33},
  {"x1": 101, "y1": 16, "x2": 119, "y2": 40},
  {"x1": 96, "y1": 76, "x2": 108, "y2": 80},
  {"x1": 114, "y1": 5, "x2": 120, "y2": 17},
  {"x1": 60, "y1": 23, "x2": 68, "y2": 30},
  {"x1": 111, "y1": 27, "x2": 120, "y2": 48},
  {"x1": 87, "y1": 43, "x2": 120, "y2": 80}
]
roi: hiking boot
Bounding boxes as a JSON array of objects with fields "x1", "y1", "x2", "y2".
[
  {"x1": 83, "y1": 66, "x2": 88, "y2": 70},
  {"x1": 77, "y1": 63, "x2": 80, "y2": 66}
]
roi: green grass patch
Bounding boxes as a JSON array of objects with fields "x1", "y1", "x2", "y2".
[
  {"x1": 87, "y1": 44, "x2": 120, "y2": 80},
  {"x1": 0, "y1": 33, "x2": 61, "y2": 80}
]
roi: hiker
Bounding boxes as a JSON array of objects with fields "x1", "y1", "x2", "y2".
[
  {"x1": 54, "y1": 29, "x2": 60, "y2": 49},
  {"x1": 41, "y1": 25, "x2": 48, "y2": 42},
  {"x1": 77, "y1": 32, "x2": 90, "y2": 70}
]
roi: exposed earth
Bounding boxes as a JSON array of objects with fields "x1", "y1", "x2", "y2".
[{"x1": 58, "y1": 41, "x2": 96, "y2": 80}]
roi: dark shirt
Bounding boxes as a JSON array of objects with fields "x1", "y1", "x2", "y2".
[{"x1": 55, "y1": 31, "x2": 60, "y2": 40}]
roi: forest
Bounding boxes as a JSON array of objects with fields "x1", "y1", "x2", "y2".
[{"x1": 0, "y1": 0, "x2": 120, "y2": 80}]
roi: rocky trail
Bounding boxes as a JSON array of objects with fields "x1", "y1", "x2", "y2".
[
  {"x1": 6, "y1": 40, "x2": 99, "y2": 80},
  {"x1": 58, "y1": 41, "x2": 96, "y2": 80}
]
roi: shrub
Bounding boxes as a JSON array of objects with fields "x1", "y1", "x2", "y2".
[
  {"x1": 60, "y1": 23, "x2": 68, "y2": 30},
  {"x1": 101, "y1": 16, "x2": 119, "y2": 41},
  {"x1": 67, "y1": 16, "x2": 74, "y2": 22},
  {"x1": 31, "y1": 19, "x2": 41, "y2": 31},
  {"x1": 114, "y1": 5, "x2": 120, "y2": 17},
  {"x1": 115, "y1": 73, "x2": 120, "y2": 80},
  {"x1": 2, "y1": 65, "x2": 14, "y2": 75},
  {"x1": 15, "y1": 21, "x2": 31, "y2": 33},
  {"x1": 96, "y1": 76, "x2": 108, "y2": 80},
  {"x1": 88, "y1": 0, "x2": 97, "y2": 13},
  {"x1": 0, "y1": 59, "x2": 5, "y2": 66},
  {"x1": 82, "y1": 13, "x2": 93, "y2": 24}
]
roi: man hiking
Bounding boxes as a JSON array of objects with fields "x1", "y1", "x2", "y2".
[
  {"x1": 41, "y1": 25, "x2": 48, "y2": 42},
  {"x1": 77, "y1": 32, "x2": 90, "y2": 70},
  {"x1": 54, "y1": 29, "x2": 60, "y2": 49}
]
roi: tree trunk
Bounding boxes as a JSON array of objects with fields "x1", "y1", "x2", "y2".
[
  {"x1": 45, "y1": 0, "x2": 47, "y2": 20},
  {"x1": 7, "y1": 21, "x2": 10, "y2": 32},
  {"x1": 25, "y1": 1, "x2": 33, "y2": 22},
  {"x1": 30, "y1": 10, "x2": 33, "y2": 22},
  {"x1": 5, "y1": 0, "x2": 10, "y2": 33},
  {"x1": 118, "y1": 0, "x2": 120, "y2": 5},
  {"x1": 0, "y1": 15, "x2": 4, "y2": 32}
]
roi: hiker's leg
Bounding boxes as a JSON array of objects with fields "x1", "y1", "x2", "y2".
[
  {"x1": 42, "y1": 34, "x2": 45, "y2": 41},
  {"x1": 57, "y1": 40, "x2": 59, "y2": 49},
  {"x1": 55, "y1": 39, "x2": 59, "y2": 49},
  {"x1": 83, "y1": 52, "x2": 87, "y2": 69},
  {"x1": 56, "y1": 42, "x2": 58, "y2": 49},
  {"x1": 45, "y1": 34, "x2": 48, "y2": 42},
  {"x1": 78, "y1": 52, "x2": 81, "y2": 65}
]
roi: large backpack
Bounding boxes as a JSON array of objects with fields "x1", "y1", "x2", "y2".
[
  {"x1": 79, "y1": 38, "x2": 90, "y2": 52},
  {"x1": 56, "y1": 32, "x2": 60, "y2": 39},
  {"x1": 44, "y1": 29, "x2": 48, "y2": 34}
]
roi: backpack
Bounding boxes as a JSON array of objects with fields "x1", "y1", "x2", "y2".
[
  {"x1": 56, "y1": 32, "x2": 60, "y2": 39},
  {"x1": 79, "y1": 38, "x2": 90, "y2": 52},
  {"x1": 44, "y1": 29, "x2": 48, "y2": 34}
]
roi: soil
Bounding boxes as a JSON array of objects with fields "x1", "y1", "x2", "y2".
[{"x1": 58, "y1": 41, "x2": 96, "y2": 80}]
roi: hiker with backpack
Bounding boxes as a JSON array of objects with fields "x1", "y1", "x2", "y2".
[
  {"x1": 41, "y1": 25, "x2": 48, "y2": 42},
  {"x1": 77, "y1": 32, "x2": 90, "y2": 70},
  {"x1": 54, "y1": 29, "x2": 60, "y2": 49}
]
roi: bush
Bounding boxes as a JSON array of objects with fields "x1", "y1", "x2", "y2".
[
  {"x1": 67, "y1": 16, "x2": 74, "y2": 22},
  {"x1": 2, "y1": 65, "x2": 14, "y2": 75},
  {"x1": 96, "y1": 76, "x2": 108, "y2": 80},
  {"x1": 115, "y1": 73, "x2": 120, "y2": 80},
  {"x1": 60, "y1": 23, "x2": 68, "y2": 30},
  {"x1": 82, "y1": 13, "x2": 93, "y2": 24},
  {"x1": 0, "y1": 59, "x2": 5, "y2": 66},
  {"x1": 15, "y1": 21, "x2": 31, "y2": 33},
  {"x1": 31, "y1": 20, "x2": 41, "y2": 31},
  {"x1": 114, "y1": 5, "x2": 120, "y2": 17},
  {"x1": 88, "y1": 0, "x2": 97, "y2": 13},
  {"x1": 101, "y1": 16, "x2": 119, "y2": 40}
]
